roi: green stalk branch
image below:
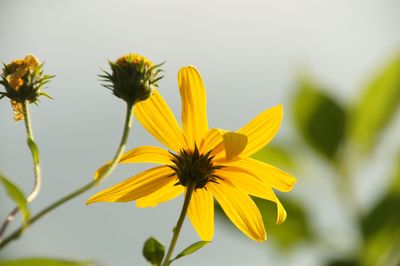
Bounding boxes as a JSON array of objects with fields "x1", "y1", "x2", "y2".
[
  {"x1": 0, "y1": 102, "x2": 134, "y2": 249},
  {"x1": 162, "y1": 183, "x2": 196, "y2": 266},
  {"x1": 0, "y1": 101, "x2": 42, "y2": 241}
]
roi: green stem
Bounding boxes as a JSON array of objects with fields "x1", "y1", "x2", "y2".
[
  {"x1": 0, "y1": 102, "x2": 134, "y2": 249},
  {"x1": 162, "y1": 183, "x2": 196, "y2": 266},
  {"x1": 0, "y1": 101, "x2": 42, "y2": 241}
]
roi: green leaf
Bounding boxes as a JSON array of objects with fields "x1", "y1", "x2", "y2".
[
  {"x1": 171, "y1": 241, "x2": 210, "y2": 262},
  {"x1": 142, "y1": 237, "x2": 165, "y2": 266},
  {"x1": 27, "y1": 138, "x2": 40, "y2": 164},
  {"x1": 0, "y1": 173, "x2": 30, "y2": 227},
  {"x1": 360, "y1": 152, "x2": 400, "y2": 266},
  {"x1": 292, "y1": 77, "x2": 346, "y2": 160},
  {"x1": 361, "y1": 152, "x2": 400, "y2": 238},
  {"x1": 350, "y1": 55, "x2": 400, "y2": 151},
  {"x1": 0, "y1": 258, "x2": 93, "y2": 266},
  {"x1": 252, "y1": 145, "x2": 297, "y2": 170}
]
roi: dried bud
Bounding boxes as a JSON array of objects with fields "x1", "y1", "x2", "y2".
[
  {"x1": 0, "y1": 54, "x2": 54, "y2": 103},
  {"x1": 100, "y1": 53, "x2": 163, "y2": 105}
]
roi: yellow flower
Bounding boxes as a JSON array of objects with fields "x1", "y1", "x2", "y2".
[{"x1": 87, "y1": 66, "x2": 296, "y2": 242}]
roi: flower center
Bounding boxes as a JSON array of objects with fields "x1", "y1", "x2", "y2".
[{"x1": 168, "y1": 145, "x2": 223, "y2": 189}]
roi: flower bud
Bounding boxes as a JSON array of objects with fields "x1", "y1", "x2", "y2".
[
  {"x1": 0, "y1": 54, "x2": 54, "y2": 103},
  {"x1": 100, "y1": 53, "x2": 163, "y2": 105},
  {"x1": 0, "y1": 54, "x2": 54, "y2": 121}
]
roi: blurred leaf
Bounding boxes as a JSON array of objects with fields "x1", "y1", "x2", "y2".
[
  {"x1": 293, "y1": 77, "x2": 346, "y2": 160},
  {"x1": 350, "y1": 55, "x2": 400, "y2": 151},
  {"x1": 253, "y1": 197, "x2": 313, "y2": 248},
  {"x1": 361, "y1": 152, "x2": 400, "y2": 238},
  {"x1": 0, "y1": 173, "x2": 30, "y2": 227},
  {"x1": 142, "y1": 237, "x2": 165, "y2": 266},
  {"x1": 171, "y1": 241, "x2": 210, "y2": 262},
  {"x1": 252, "y1": 145, "x2": 297, "y2": 170},
  {"x1": 361, "y1": 226, "x2": 400, "y2": 266},
  {"x1": 360, "y1": 152, "x2": 400, "y2": 266},
  {"x1": 0, "y1": 258, "x2": 93, "y2": 266},
  {"x1": 326, "y1": 258, "x2": 360, "y2": 266},
  {"x1": 27, "y1": 138, "x2": 40, "y2": 164},
  {"x1": 216, "y1": 196, "x2": 312, "y2": 248}
]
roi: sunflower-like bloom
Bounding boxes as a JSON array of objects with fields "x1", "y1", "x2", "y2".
[{"x1": 87, "y1": 66, "x2": 296, "y2": 242}]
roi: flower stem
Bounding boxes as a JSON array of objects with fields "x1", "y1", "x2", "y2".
[
  {"x1": 0, "y1": 102, "x2": 134, "y2": 249},
  {"x1": 0, "y1": 100, "x2": 42, "y2": 241},
  {"x1": 162, "y1": 183, "x2": 196, "y2": 266}
]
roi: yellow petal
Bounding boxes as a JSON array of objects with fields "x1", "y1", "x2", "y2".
[
  {"x1": 238, "y1": 105, "x2": 283, "y2": 157},
  {"x1": 86, "y1": 166, "x2": 174, "y2": 204},
  {"x1": 222, "y1": 132, "x2": 247, "y2": 161},
  {"x1": 274, "y1": 197, "x2": 287, "y2": 224},
  {"x1": 187, "y1": 188, "x2": 214, "y2": 241},
  {"x1": 207, "y1": 182, "x2": 266, "y2": 242},
  {"x1": 199, "y1": 128, "x2": 224, "y2": 154},
  {"x1": 94, "y1": 146, "x2": 172, "y2": 181},
  {"x1": 135, "y1": 90, "x2": 187, "y2": 152},
  {"x1": 178, "y1": 66, "x2": 208, "y2": 148},
  {"x1": 136, "y1": 179, "x2": 183, "y2": 208},
  {"x1": 226, "y1": 158, "x2": 296, "y2": 192},
  {"x1": 216, "y1": 166, "x2": 287, "y2": 224},
  {"x1": 119, "y1": 146, "x2": 172, "y2": 164},
  {"x1": 200, "y1": 129, "x2": 247, "y2": 162}
]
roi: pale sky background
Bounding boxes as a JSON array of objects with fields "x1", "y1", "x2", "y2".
[{"x1": 1, "y1": 0, "x2": 400, "y2": 265}]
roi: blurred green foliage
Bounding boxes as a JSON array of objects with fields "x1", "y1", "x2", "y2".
[
  {"x1": 253, "y1": 197, "x2": 313, "y2": 248},
  {"x1": 217, "y1": 54, "x2": 400, "y2": 266},
  {"x1": 293, "y1": 77, "x2": 346, "y2": 160},
  {"x1": 350, "y1": 56, "x2": 400, "y2": 151},
  {"x1": 0, "y1": 258, "x2": 93, "y2": 266}
]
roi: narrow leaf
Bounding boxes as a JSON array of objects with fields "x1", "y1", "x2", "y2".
[
  {"x1": 0, "y1": 173, "x2": 30, "y2": 227},
  {"x1": 0, "y1": 258, "x2": 93, "y2": 266},
  {"x1": 142, "y1": 237, "x2": 165, "y2": 266},
  {"x1": 27, "y1": 138, "x2": 40, "y2": 164},
  {"x1": 171, "y1": 241, "x2": 210, "y2": 262}
]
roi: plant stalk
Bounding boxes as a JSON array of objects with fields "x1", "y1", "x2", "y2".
[
  {"x1": 162, "y1": 183, "x2": 196, "y2": 266},
  {"x1": 0, "y1": 102, "x2": 134, "y2": 249},
  {"x1": 0, "y1": 101, "x2": 42, "y2": 241}
]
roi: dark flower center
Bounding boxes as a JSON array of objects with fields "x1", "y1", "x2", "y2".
[{"x1": 168, "y1": 145, "x2": 223, "y2": 189}]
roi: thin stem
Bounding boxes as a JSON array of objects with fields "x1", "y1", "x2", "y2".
[
  {"x1": 0, "y1": 101, "x2": 42, "y2": 240},
  {"x1": 0, "y1": 102, "x2": 134, "y2": 249},
  {"x1": 162, "y1": 184, "x2": 196, "y2": 266}
]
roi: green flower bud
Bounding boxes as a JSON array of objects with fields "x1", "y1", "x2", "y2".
[{"x1": 100, "y1": 53, "x2": 163, "y2": 105}]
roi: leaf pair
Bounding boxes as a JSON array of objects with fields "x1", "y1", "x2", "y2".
[{"x1": 142, "y1": 237, "x2": 209, "y2": 265}]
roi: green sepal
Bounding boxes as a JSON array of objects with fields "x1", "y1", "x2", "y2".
[
  {"x1": 39, "y1": 92, "x2": 54, "y2": 100},
  {"x1": 142, "y1": 237, "x2": 165, "y2": 266}
]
